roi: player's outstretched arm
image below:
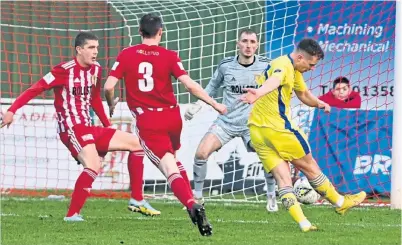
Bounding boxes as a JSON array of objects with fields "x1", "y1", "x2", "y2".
[
  {"x1": 178, "y1": 74, "x2": 227, "y2": 115},
  {"x1": 295, "y1": 89, "x2": 331, "y2": 113},
  {"x1": 104, "y1": 76, "x2": 120, "y2": 117},
  {"x1": 241, "y1": 76, "x2": 281, "y2": 104},
  {"x1": 1, "y1": 73, "x2": 58, "y2": 128}
]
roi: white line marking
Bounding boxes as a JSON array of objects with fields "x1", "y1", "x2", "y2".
[{"x1": 1, "y1": 212, "x2": 399, "y2": 228}]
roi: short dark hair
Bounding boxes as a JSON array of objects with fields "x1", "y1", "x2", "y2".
[
  {"x1": 238, "y1": 28, "x2": 258, "y2": 40},
  {"x1": 333, "y1": 76, "x2": 350, "y2": 89},
  {"x1": 296, "y1": 38, "x2": 324, "y2": 60},
  {"x1": 139, "y1": 13, "x2": 163, "y2": 38},
  {"x1": 74, "y1": 32, "x2": 98, "y2": 48}
]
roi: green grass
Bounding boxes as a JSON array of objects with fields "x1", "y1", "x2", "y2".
[{"x1": 1, "y1": 197, "x2": 400, "y2": 245}]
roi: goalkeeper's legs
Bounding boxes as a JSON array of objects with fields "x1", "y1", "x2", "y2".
[
  {"x1": 264, "y1": 171, "x2": 278, "y2": 212},
  {"x1": 193, "y1": 132, "x2": 223, "y2": 200},
  {"x1": 292, "y1": 153, "x2": 366, "y2": 215}
]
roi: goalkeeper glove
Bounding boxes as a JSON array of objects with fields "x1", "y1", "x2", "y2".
[{"x1": 184, "y1": 101, "x2": 203, "y2": 121}]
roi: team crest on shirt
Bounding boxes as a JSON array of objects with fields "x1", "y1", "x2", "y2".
[
  {"x1": 91, "y1": 75, "x2": 98, "y2": 86},
  {"x1": 254, "y1": 73, "x2": 265, "y2": 85},
  {"x1": 254, "y1": 73, "x2": 265, "y2": 81}
]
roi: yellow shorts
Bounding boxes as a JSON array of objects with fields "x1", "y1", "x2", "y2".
[{"x1": 249, "y1": 125, "x2": 311, "y2": 172}]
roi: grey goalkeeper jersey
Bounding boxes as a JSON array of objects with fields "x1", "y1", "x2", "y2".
[{"x1": 205, "y1": 55, "x2": 270, "y2": 131}]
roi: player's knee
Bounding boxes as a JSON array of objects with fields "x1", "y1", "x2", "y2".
[
  {"x1": 78, "y1": 145, "x2": 101, "y2": 172},
  {"x1": 79, "y1": 156, "x2": 101, "y2": 173},
  {"x1": 127, "y1": 135, "x2": 142, "y2": 152},
  {"x1": 159, "y1": 153, "x2": 179, "y2": 177},
  {"x1": 195, "y1": 149, "x2": 210, "y2": 160},
  {"x1": 295, "y1": 155, "x2": 321, "y2": 179},
  {"x1": 271, "y1": 164, "x2": 292, "y2": 188},
  {"x1": 264, "y1": 171, "x2": 274, "y2": 179}
]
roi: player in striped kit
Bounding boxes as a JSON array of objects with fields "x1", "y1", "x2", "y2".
[
  {"x1": 1, "y1": 32, "x2": 147, "y2": 222},
  {"x1": 184, "y1": 29, "x2": 278, "y2": 212}
]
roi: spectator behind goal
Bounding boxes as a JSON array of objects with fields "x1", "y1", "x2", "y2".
[{"x1": 319, "y1": 76, "x2": 361, "y2": 109}]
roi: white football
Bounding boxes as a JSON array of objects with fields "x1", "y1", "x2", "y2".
[{"x1": 293, "y1": 177, "x2": 321, "y2": 204}]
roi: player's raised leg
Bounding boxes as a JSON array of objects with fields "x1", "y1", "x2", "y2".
[
  {"x1": 60, "y1": 125, "x2": 108, "y2": 221},
  {"x1": 250, "y1": 125, "x2": 316, "y2": 232},
  {"x1": 107, "y1": 130, "x2": 161, "y2": 216},
  {"x1": 193, "y1": 130, "x2": 223, "y2": 203},
  {"x1": 292, "y1": 154, "x2": 366, "y2": 215}
]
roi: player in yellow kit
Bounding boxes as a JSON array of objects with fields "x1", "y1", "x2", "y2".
[{"x1": 241, "y1": 38, "x2": 366, "y2": 232}]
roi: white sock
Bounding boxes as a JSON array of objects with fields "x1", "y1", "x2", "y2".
[
  {"x1": 299, "y1": 219, "x2": 312, "y2": 229},
  {"x1": 267, "y1": 191, "x2": 276, "y2": 198},
  {"x1": 335, "y1": 196, "x2": 345, "y2": 208},
  {"x1": 194, "y1": 190, "x2": 203, "y2": 199}
]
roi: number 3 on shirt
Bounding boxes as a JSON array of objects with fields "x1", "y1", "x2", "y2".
[{"x1": 138, "y1": 62, "x2": 154, "y2": 92}]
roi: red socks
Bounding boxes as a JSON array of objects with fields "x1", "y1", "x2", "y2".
[
  {"x1": 176, "y1": 161, "x2": 192, "y2": 196},
  {"x1": 167, "y1": 173, "x2": 195, "y2": 209},
  {"x1": 66, "y1": 168, "x2": 97, "y2": 217},
  {"x1": 128, "y1": 150, "x2": 145, "y2": 201}
]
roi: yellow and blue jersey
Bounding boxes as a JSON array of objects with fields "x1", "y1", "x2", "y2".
[
  {"x1": 248, "y1": 55, "x2": 311, "y2": 169},
  {"x1": 249, "y1": 54, "x2": 308, "y2": 131}
]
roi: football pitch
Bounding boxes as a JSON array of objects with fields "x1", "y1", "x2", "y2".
[{"x1": 1, "y1": 197, "x2": 400, "y2": 245}]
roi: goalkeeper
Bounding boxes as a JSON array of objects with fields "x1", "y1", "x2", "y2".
[{"x1": 185, "y1": 29, "x2": 278, "y2": 212}]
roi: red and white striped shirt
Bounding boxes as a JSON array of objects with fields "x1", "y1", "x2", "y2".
[{"x1": 8, "y1": 58, "x2": 110, "y2": 133}]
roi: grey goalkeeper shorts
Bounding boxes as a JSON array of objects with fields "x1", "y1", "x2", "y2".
[{"x1": 206, "y1": 120, "x2": 254, "y2": 152}]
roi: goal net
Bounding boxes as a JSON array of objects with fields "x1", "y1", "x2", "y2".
[{"x1": 0, "y1": 1, "x2": 396, "y2": 205}]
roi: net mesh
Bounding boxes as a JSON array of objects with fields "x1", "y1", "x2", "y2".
[{"x1": 0, "y1": 1, "x2": 395, "y2": 204}]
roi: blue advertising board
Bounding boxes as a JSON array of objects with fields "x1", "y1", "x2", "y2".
[
  {"x1": 265, "y1": 1, "x2": 395, "y2": 109},
  {"x1": 309, "y1": 108, "x2": 392, "y2": 194},
  {"x1": 265, "y1": 1, "x2": 395, "y2": 195}
]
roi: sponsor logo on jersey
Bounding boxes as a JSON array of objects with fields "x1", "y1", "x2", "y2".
[
  {"x1": 72, "y1": 85, "x2": 92, "y2": 96},
  {"x1": 230, "y1": 84, "x2": 261, "y2": 94},
  {"x1": 254, "y1": 74, "x2": 265, "y2": 83},
  {"x1": 82, "y1": 134, "x2": 94, "y2": 141},
  {"x1": 136, "y1": 49, "x2": 159, "y2": 56}
]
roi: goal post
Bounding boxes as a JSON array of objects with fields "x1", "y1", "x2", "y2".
[
  {"x1": 0, "y1": 1, "x2": 397, "y2": 206},
  {"x1": 391, "y1": 0, "x2": 401, "y2": 210}
]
